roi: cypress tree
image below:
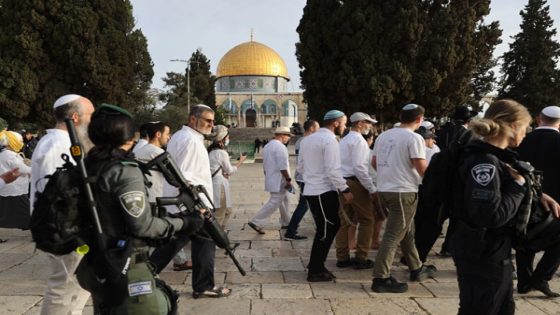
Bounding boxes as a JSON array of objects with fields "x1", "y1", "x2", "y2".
[
  {"x1": 0, "y1": 0, "x2": 154, "y2": 127},
  {"x1": 499, "y1": 0, "x2": 560, "y2": 114}
]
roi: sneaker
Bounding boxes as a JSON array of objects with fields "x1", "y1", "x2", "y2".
[
  {"x1": 336, "y1": 258, "x2": 354, "y2": 268},
  {"x1": 371, "y1": 276, "x2": 408, "y2": 293},
  {"x1": 307, "y1": 271, "x2": 334, "y2": 282},
  {"x1": 284, "y1": 233, "x2": 308, "y2": 240},
  {"x1": 410, "y1": 264, "x2": 437, "y2": 281},
  {"x1": 531, "y1": 281, "x2": 560, "y2": 298},
  {"x1": 353, "y1": 258, "x2": 374, "y2": 269}
]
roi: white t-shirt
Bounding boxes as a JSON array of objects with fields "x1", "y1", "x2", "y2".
[
  {"x1": 372, "y1": 127, "x2": 426, "y2": 192},
  {"x1": 134, "y1": 143, "x2": 165, "y2": 203},
  {"x1": 426, "y1": 144, "x2": 441, "y2": 165}
]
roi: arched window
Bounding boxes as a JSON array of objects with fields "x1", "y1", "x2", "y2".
[
  {"x1": 221, "y1": 99, "x2": 238, "y2": 114},
  {"x1": 261, "y1": 99, "x2": 277, "y2": 114},
  {"x1": 241, "y1": 99, "x2": 257, "y2": 114},
  {"x1": 282, "y1": 100, "x2": 297, "y2": 117}
]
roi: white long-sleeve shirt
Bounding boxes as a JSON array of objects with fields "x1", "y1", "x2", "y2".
[
  {"x1": 0, "y1": 149, "x2": 31, "y2": 196},
  {"x1": 134, "y1": 143, "x2": 165, "y2": 203},
  {"x1": 340, "y1": 131, "x2": 377, "y2": 194},
  {"x1": 209, "y1": 149, "x2": 238, "y2": 207},
  {"x1": 30, "y1": 129, "x2": 72, "y2": 213},
  {"x1": 162, "y1": 126, "x2": 213, "y2": 213},
  {"x1": 262, "y1": 139, "x2": 290, "y2": 193},
  {"x1": 298, "y1": 128, "x2": 349, "y2": 196}
]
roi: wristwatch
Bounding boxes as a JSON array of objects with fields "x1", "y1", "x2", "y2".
[{"x1": 341, "y1": 187, "x2": 351, "y2": 194}]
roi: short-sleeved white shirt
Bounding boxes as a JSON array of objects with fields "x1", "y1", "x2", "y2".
[{"x1": 372, "y1": 127, "x2": 426, "y2": 192}]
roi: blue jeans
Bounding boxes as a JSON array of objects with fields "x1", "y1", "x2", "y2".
[{"x1": 286, "y1": 182, "x2": 308, "y2": 236}]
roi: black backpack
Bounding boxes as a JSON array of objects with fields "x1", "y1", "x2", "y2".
[
  {"x1": 30, "y1": 155, "x2": 119, "y2": 255},
  {"x1": 420, "y1": 127, "x2": 471, "y2": 221},
  {"x1": 30, "y1": 154, "x2": 91, "y2": 255}
]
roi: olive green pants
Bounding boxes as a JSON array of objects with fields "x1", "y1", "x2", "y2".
[
  {"x1": 373, "y1": 192, "x2": 422, "y2": 278},
  {"x1": 335, "y1": 179, "x2": 375, "y2": 261}
]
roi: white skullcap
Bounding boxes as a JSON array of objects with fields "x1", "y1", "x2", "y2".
[
  {"x1": 420, "y1": 121, "x2": 435, "y2": 129},
  {"x1": 53, "y1": 94, "x2": 81, "y2": 109},
  {"x1": 541, "y1": 106, "x2": 560, "y2": 119}
]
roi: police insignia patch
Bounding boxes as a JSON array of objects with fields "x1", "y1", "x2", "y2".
[
  {"x1": 471, "y1": 164, "x2": 496, "y2": 186},
  {"x1": 119, "y1": 191, "x2": 145, "y2": 218}
]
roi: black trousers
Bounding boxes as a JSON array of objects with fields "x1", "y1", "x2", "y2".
[
  {"x1": 414, "y1": 187, "x2": 454, "y2": 262},
  {"x1": 516, "y1": 240, "x2": 560, "y2": 289},
  {"x1": 305, "y1": 191, "x2": 341, "y2": 273},
  {"x1": 455, "y1": 260, "x2": 515, "y2": 315},
  {"x1": 150, "y1": 234, "x2": 216, "y2": 292}
]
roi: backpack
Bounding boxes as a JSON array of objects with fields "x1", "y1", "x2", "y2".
[
  {"x1": 30, "y1": 154, "x2": 91, "y2": 255},
  {"x1": 30, "y1": 155, "x2": 118, "y2": 255},
  {"x1": 419, "y1": 126, "x2": 471, "y2": 222}
]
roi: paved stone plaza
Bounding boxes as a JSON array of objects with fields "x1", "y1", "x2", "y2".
[{"x1": 0, "y1": 151, "x2": 559, "y2": 314}]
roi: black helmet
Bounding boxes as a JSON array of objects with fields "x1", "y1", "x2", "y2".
[{"x1": 452, "y1": 105, "x2": 477, "y2": 122}]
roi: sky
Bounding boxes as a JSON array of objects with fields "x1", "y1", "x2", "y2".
[{"x1": 130, "y1": 0, "x2": 560, "y2": 92}]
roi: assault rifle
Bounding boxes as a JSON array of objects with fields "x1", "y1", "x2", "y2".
[
  {"x1": 65, "y1": 118, "x2": 106, "y2": 254},
  {"x1": 144, "y1": 152, "x2": 246, "y2": 276}
]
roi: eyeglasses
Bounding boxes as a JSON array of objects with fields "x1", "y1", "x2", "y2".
[{"x1": 199, "y1": 117, "x2": 215, "y2": 124}]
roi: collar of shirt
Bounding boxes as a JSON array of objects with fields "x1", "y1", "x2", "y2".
[
  {"x1": 184, "y1": 125, "x2": 205, "y2": 141},
  {"x1": 535, "y1": 126, "x2": 560, "y2": 132}
]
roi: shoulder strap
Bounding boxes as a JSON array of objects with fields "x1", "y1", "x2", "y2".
[{"x1": 212, "y1": 166, "x2": 222, "y2": 178}]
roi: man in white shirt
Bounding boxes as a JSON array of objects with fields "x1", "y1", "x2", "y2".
[
  {"x1": 284, "y1": 120, "x2": 320, "y2": 240},
  {"x1": 30, "y1": 94, "x2": 94, "y2": 315},
  {"x1": 336, "y1": 112, "x2": 378, "y2": 269},
  {"x1": 298, "y1": 110, "x2": 353, "y2": 282},
  {"x1": 132, "y1": 122, "x2": 150, "y2": 155},
  {"x1": 150, "y1": 104, "x2": 231, "y2": 298},
  {"x1": 248, "y1": 127, "x2": 294, "y2": 234},
  {"x1": 371, "y1": 104, "x2": 436, "y2": 294},
  {"x1": 133, "y1": 122, "x2": 170, "y2": 203}
]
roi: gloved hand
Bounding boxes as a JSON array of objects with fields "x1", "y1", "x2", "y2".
[{"x1": 171, "y1": 212, "x2": 204, "y2": 236}]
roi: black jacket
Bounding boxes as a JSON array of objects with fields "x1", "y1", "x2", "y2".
[
  {"x1": 517, "y1": 128, "x2": 560, "y2": 202},
  {"x1": 451, "y1": 141, "x2": 527, "y2": 266}
]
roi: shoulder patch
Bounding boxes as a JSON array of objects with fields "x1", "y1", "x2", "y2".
[
  {"x1": 471, "y1": 163, "x2": 496, "y2": 186},
  {"x1": 119, "y1": 191, "x2": 145, "y2": 218}
]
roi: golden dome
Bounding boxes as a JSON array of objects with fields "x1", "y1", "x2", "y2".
[{"x1": 216, "y1": 41, "x2": 289, "y2": 79}]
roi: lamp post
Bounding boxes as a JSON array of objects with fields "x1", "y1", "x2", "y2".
[{"x1": 170, "y1": 58, "x2": 191, "y2": 113}]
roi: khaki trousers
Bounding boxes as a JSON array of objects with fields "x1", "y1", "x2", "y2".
[
  {"x1": 335, "y1": 179, "x2": 374, "y2": 261},
  {"x1": 373, "y1": 192, "x2": 422, "y2": 278}
]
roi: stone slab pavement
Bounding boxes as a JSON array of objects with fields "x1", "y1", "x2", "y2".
[{"x1": 1, "y1": 153, "x2": 559, "y2": 314}]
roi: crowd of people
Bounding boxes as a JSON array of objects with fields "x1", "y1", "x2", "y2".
[{"x1": 1, "y1": 94, "x2": 560, "y2": 314}]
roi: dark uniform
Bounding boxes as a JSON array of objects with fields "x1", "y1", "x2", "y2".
[
  {"x1": 516, "y1": 127, "x2": 560, "y2": 295},
  {"x1": 451, "y1": 141, "x2": 527, "y2": 315},
  {"x1": 77, "y1": 157, "x2": 188, "y2": 314}
]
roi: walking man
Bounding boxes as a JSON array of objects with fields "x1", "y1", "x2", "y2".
[
  {"x1": 248, "y1": 127, "x2": 294, "y2": 234},
  {"x1": 371, "y1": 104, "x2": 436, "y2": 293},
  {"x1": 516, "y1": 105, "x2": 560, "y2": 297},
  {"x1": 284, "y1": 120, "x2": 320, "y2": 240},
  {"x1": 298, "y1": 110, "x2": 353, "y2": 282},
  {"x1": 336, "y1": 112, "x2": 378, "y2": 269},
  {"x1": 150, "y1": 104, "x2": 231, "y2": 298},
  {"x1": 31, "y1": 94, "x2": 94, "y2": 315}
]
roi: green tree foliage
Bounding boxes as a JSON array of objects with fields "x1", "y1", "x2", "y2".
[
  {"x1": 297, "y1": 0, "x2": 501, "y2": 120},
  {"x1": 160, "y1": 49, "x2": 216, "y2": 111},
  {"x1": 0, "y1": 0, "x2": 154, "y2": 127},
  {"x1": 499, "y1": 0, "x2": 560, "y2": 114}
]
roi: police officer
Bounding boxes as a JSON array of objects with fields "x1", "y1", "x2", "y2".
[
  {"x1": 76, "y1": 104, "x2": 202, "y2": 314},
  {"x1": 450, "y1": 100, "x2": 531, "y2": 314}
]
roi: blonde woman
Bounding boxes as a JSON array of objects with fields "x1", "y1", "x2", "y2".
[{"x1": 450, "y1": 99, "x2": 559, "y2": 314}]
